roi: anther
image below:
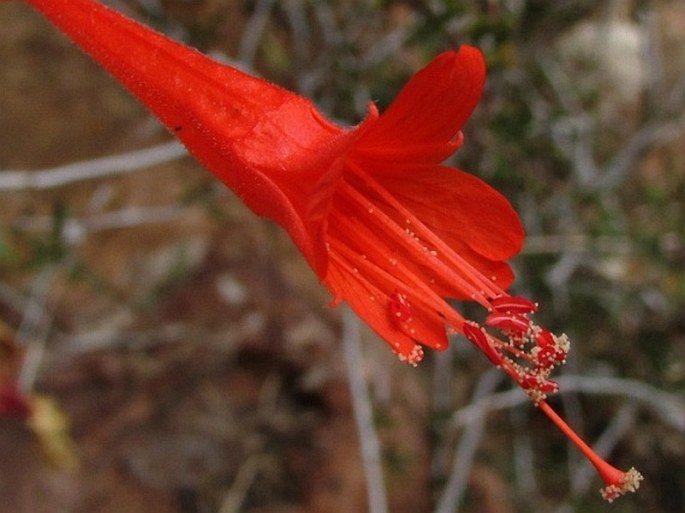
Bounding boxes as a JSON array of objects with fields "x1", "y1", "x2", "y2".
[{"x1": 490, "y1": 295, "x2": 538, "y2": 314}]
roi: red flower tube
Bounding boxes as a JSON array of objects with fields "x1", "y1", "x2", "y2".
[{"x1": 14, "y1": 0, "x2": 641, "y2": 500}]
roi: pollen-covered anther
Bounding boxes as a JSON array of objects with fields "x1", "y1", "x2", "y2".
[
  {"x1": 490, "y1": 295, "x2": 538, "y2": 314},
  {"x1": 533, "y1": 330, "x2": 570, "y2": 368},
  {"x1": 388, "y1": 291, "x2": 412, "y2": 326},
  {"x1": 518, "y1": 372, "x2": 559, "y2": 403},
  {"x1": 397, "y1": 344, "x2": 424, "y2": 367},
  {"x1": 485, "y1": 311, "x2": 531, "y2": 334},
  {"x1": 463, "y1": 321, "x2": 503, "y2": 365}
]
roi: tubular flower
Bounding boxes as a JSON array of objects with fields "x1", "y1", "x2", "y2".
[{"x1": 18, "y1": 0, "x2": 641, "y2": 500}]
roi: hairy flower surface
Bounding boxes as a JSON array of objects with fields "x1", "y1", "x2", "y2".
[{"x1": 17, "y1": 0, "x2": 641, "y2": 500}]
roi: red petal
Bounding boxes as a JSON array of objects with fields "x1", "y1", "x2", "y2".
[
  {"x1": 325, "y1": 258, "x2": 449, "y2": 359},
  {"x1": 354, "y1": 47, "x2": 486, "y2": 164},
  {"x1": 374, "y1": 164, "x2": 524, "y2": 265},
  {"x1": 323, "y1": 212, "x2": 451, "y2": 356}
]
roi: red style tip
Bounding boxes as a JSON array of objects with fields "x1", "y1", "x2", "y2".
[{"x1": 600, "y1": 467, "x2": 644, "y2": 502}]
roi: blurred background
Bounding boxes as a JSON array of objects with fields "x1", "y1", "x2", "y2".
[{"x1": 0, "y1": 1, "x2": 683, "y2": 512}]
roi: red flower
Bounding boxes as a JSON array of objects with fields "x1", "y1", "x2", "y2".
[
  {"x1": 19, "y1": 0, "x2": 641, "y2": 500},
  {"x1": 0, "y1": 383, "x2": 32, "y2": 418},
  {"x1": 23, "y1": 0, "x2": 522, "y2": 363}
]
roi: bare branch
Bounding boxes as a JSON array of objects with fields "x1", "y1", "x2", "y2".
[
  {"x1": 0, "y1": 141, "x2": 186, "y2": 191},
  {"x1": 238, "y1": 0, "x2": 277, "y2": 67},
  {"x1": 16, "y1": 262, "x2": 73, "y2": 393},
  {"x1": 342, "y1": 308, "x2": 389, "y2": 513},
  {"x1": 510, "y1": 406, "x2": 540, "y2": 501},
  {"x1": 14, "y1": 205, "x2": 188, "y2": 245},
  {"x1": 595, "y1": 114, "x2": 685, "y2": 191},
  {"x1": 450, "y1": 375, "x2": 685, "y2": 434},
  {"x1": 218, "y1": 455, "x2": 270, "y2": 513},
  {"x1": 434, "y1": 369, "x2": 503, "y2": 513}
]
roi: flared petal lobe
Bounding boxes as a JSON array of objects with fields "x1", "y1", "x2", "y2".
[
  {"x1": 25, "y1": 0, "x2": 351, "y2": 276},
  {"x1": 323, "y1": 161, "x2": 522, "y2": 359},
  {"x1": 354, "y1": 47, "x2": 486, "y2": 164},
  {"x1": 322, "y1": 47, "x2": 522, "y2": 358},
  {"x1": 374, "y1": 165, "x2": 524, "y2": 272}
]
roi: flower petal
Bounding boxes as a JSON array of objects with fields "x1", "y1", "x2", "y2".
[
  {"x1": 375, "y1": 164, "x2": 524, "y2": 264},
  {"x1": 354, "y1": 46, "x2": 486, "y2": 164},
  {"x1": 325, "y1": 249, "x2": 450, "y2": 358}
]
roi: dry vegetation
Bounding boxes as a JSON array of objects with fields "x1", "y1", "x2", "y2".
[{"x1": 1, "y1": 1, "x2": 684, "y2": 513}]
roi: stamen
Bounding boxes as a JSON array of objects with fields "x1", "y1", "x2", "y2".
[
  {"x1": 396, "y1": 344, "x2": 424, "y2": 367},
  {"x1": 388, "y1": 291, "x2": 413, "y2": 325},
  {"x1": 485, "y1": 311, "x2": 531, "y2": 333},
  {"x1": 346, "y1": 162, "x2": 505, "y2": 302},
  {"x1": 490, "y1": 295, "x2": 538, "y2": 314},
  {"x1": 337, "y1": 180, "x2": 492, "y2": 307},
  {"x1": 328, "y1": 224, "x2": 463, "y2": 328},
  {"x1": 328, "y1": 235, "x2": 466, "y2": 358},
  {"x1": 463, "y1": 321, "x2": 502, "y2": 365}
]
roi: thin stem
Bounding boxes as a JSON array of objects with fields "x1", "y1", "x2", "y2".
[
  {"x1": 16, "y1": 266, "x2": 62, "y2": 393},
  {"x1": 0, "y1": 141, "x2": 185, "y2": 191},
  {"x1": 328, "y1": 234, "x2": 465, "y2": 328},
  {"x1": 238, "y1": 0, "x2": 277, "y2": 67},
  {"x1": 342, "y1": 307, "x2": 389, "y2": 513},
  {"x1": 449, "y1": 375, "x2": 685, "y2": 433},
  {"x1": 434, "y1": 369, "x2": 503, "y2": 513}
]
